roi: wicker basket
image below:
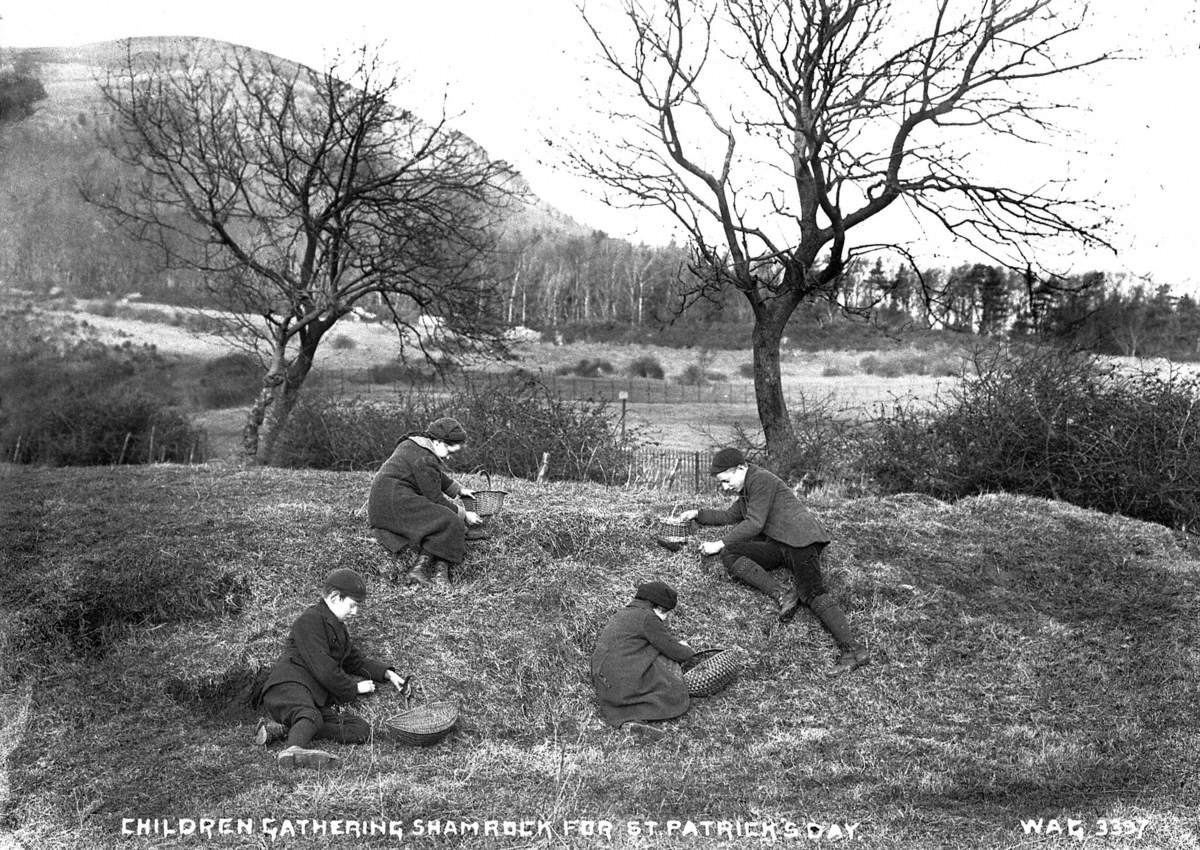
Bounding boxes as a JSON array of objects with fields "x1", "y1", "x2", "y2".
[
  {"x1": 384, "y1": 700, "x2": 460, "y2": 746},
  {"x1": 682, "y1": 647, "x2": 745, "y2": 697},
  {"x1": 656, "y1": 516, "x2": 692, "y2": 542},
  {"x1": 462, "y1": 490, "x2": 507, "y2": 516},
  {"x1": 463, "y1": 471, "x2": 508, "y2": 517}
]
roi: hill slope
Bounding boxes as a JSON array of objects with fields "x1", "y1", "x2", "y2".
[
  {"x1": 1, "y1": 37, "x2": 591, "y2": 302},
  {"x1": 2, "y1": 464, "x2": 1198, "y2": 848}
]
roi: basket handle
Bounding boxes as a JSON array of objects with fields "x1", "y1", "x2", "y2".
[{"x1": 470, "y1": 466, "x2": 493, "y2": 490}]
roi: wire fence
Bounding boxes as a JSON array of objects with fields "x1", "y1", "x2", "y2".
[{"x1": 309, "y1": 368, "x2": 757, "y2": 405}]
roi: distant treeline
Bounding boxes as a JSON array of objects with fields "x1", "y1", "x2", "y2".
[{"x1": 2, "y1": 102, "x2": 1194, "y2": 360}]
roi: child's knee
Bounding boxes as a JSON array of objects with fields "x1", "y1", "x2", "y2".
[{"x1": 338, "y1": 715, "x2": 372, "y2": 744}]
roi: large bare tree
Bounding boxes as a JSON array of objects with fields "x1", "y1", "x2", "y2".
[
  {"x1": 87, "y1": 39, "x2": 521, "y2": 464},
  {"x1": 573, "y1": 0, "x2": 1113, "y2": 457}
]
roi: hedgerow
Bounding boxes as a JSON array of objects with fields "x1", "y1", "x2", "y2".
[
  {"x1": 861, "y1": 345, "x2": 1200, "y2": 528},
  {"x1": 0, "y1": 306, "x2": 205, "y2": 465},
  {"x1": 275, "y1": 374, "x2": 639, "y2": 482}
]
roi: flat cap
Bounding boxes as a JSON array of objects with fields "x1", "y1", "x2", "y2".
[
  {"x1": 324, "y1": 568, "x2": 367, "y2": 602},
  {"x1": 427, "y1": 417, "x2": 467, "y2": 445},
  {"x1": 635, "y1": 580, "x2": 679, "y2": 611},
  {"x1": 709, "y1": 447, "x2": 747, "y2": 476}
]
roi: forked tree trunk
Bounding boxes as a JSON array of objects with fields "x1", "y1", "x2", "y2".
[{"x1": 241, "y1": 336, "x2": 320, "y2": 465}]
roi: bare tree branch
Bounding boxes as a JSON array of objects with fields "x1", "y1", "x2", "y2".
[
  {"x1": 84, "y1": 40, "x2": 524, "y2": 463},
  {"x1": 569, "y1": 0, "x2": 1113, "y2": 456}
]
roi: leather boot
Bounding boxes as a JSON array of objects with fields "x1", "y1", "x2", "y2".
[
  {"x1": 407, "y1": 553, "x2": 434, "y2": 587},
  {"x1": 431, "y1": 558, "x2": 452, "y2": 589},
  {"x1": 810, "y1": 593, "x2": 871, "y2": 675},
  {"x1": 728, "y1": 557, "x2": 791, "y2": 617}
]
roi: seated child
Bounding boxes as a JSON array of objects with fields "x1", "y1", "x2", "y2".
[
  {"x1": 590, "y1": 580, "x2": 696, "y2": 735},
  {"x1": 256, "y1": 568, "x2": 409, "y2": 768}
]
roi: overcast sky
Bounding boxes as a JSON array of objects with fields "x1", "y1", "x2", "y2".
[{"x1": 4, "y1": 1, "x2": 1199, "y2": 290}]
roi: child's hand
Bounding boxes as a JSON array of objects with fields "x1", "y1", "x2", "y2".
[
  {"x1": 356, "y1": 680, "x2": 376, "y2": 695},
  {"x1": 700, "y1": 540, "x2": 724, "y2": 556},
  {"x1": 464, "y1": 511, "x2": 484, "y2": 526},
  {"x1": 386, "y1": 670, "x2": 413, "y2": 697},
  {"x1": 460, "y1": 487, "x2": 476, "y2": 499},
  {"x1": 677, "y1": 509, "x2": 699, "y2": 522}
]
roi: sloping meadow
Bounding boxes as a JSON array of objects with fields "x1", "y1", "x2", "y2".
[{"x1": 2, "y1": 465, "x2": 1199, "y2": 848}]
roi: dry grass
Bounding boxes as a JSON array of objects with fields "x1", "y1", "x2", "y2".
[{"x1": 3, "y1": 463, "x2": 1199, "y2": 848}]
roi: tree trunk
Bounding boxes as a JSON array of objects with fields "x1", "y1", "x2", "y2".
[
  {"x1": 750, "y1": 315, "x2": 794, "y2": 459},
  {"x1": 241, "y1": 332, "x2": 320, "y2": 465}
]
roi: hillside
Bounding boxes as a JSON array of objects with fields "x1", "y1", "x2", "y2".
[
  {"x1": 1, "y1": 37, "x2": 592, "y2": 303},
  {"x1": 2, "y1": 464, "x2": 1198, "y2": 848}
]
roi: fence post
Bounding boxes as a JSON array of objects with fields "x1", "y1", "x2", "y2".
[{"x1": 693, "y1": 452, "x2": 700, "y2": 492}]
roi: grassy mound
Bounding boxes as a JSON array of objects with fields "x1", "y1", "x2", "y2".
[{"x1": 1, "y1": 465, "x2": 1198, "y2": 848}]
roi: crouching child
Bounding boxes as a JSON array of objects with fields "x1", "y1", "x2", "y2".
[
  {"x1": 679, "y1": 448, "x2": 872, "y2": 676},
  {"x1": 255, "y1": 568, "x2": 409, "y2": 768}
]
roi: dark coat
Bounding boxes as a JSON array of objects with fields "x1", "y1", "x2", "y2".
[
  {"x1": 261, "y1": 600, "x2": 392, "y2": 708},
  {"x1": 696, "y1": 463, "x2": 830, "y2": 548},
  {"x1": 590, "y1": 600, "x2": 696, "y2": 727},
  {"x1": 367, "y1": 436, "x2": 466, "y2": 562}
]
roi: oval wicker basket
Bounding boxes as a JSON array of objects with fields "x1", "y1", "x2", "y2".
[
  {"x1": 384, "y1": 700, "x2": 460, "y2": 746},
  {"x1": 462, "y1": 490, "x2": 507, "y2": 516},
  {"x1": 682, "y1": 647, "x2": 745, "y2": 697},
  {"x1": 463, "y1": 471, "x2": 508, "y2": 517}
]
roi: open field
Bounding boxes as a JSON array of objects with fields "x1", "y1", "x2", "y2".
[
  {"x1": 3, "y1": 463, "x2": 1199, "y2": 849},
  {"x1": 49, "y1": 298, "x2": 953, "y2": 457}
]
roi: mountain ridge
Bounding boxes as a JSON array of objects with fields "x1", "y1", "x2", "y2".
[{"x1": 7, "y1": 36, "x2": 593, "y2": 240}]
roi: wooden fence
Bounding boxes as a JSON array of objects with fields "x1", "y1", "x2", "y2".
[
  {"x1": 309, "y1": 368, "x2": 756, "y2": 405},
  {"x1": 620, "y1": 448, "x2": 710, "y2": 492}
]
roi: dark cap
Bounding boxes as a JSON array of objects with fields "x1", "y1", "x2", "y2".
[
  {"x1": 635, "y1": 580, "x2": 678, "y2": 611},
  {"x1": 324, "y1": 568, "x2": 367, "y2": 602},
  {"x1": 427, "y1": 417, "x2": 467, "y2": 445},
  {"x1": 709, "y1": 447, "x2": 747, "y2": 476}
]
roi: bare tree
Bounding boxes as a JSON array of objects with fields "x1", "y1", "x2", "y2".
[
  {"x1": 87, "y1": 39, "x2": 522, "y2": 464},
  {"x1": 572, "y1": 0, "x2": 1113, "y2": 456}
]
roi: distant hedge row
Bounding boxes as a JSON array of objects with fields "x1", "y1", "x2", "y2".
[{"x1": 275, "y1": 373, "x2": 639, "y2": 483}]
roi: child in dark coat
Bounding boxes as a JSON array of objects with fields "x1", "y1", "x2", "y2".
[
  {"x1": 591, "y1": 581, "x2": 695, "y2": 735},
  {"x1": 256, "y1": 568, "x2": 409, "y2": 768},
  {"x1": 680, "y1": 448, "x2": 871, "y2": 676},
  {"x1": 368, "y1": 416, "x2": 485, "y2": 588}
]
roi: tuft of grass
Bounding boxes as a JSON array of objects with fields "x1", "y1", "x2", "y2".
[{"x1": 2, "y1": 465, "x2": 1199, "y2": 848}]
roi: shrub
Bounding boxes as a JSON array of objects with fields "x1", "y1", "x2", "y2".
[
  {"x1": 861, "y1": 345, "x2": 1200, "y2": 528},
  {"x1": 329, "y1": 334, "x2": 357, "y2": 350},
  {"x1": 6, "y1": 390, "x2": 203, "y2": 466},
  {"x1": 364, "y1": 358, "x2": 447, "y2": 385},
  {"x1": 627, "y1": 355, "x2": 665, "y2": 380},
  {"x1": 738, "y1": 362, "x2": 756, "y2": 379},
  {"x1": 860, "y1": 347, "x2": 966, "y2": 378},
  {"x1": 276, "y1": 375, "x2": 639, "y2": 483},
  {"x1": 85, "y1": 298, "x2": 118, "y2": 318},
  {"x1": 179, "y1": 312, "x2": 227, "y2": 334},
  {"x1": 197, "y1": 352, "x2": 261, "y2": 409},
  {"x1": 728, "y1": 391, "x2": 870, "y2": 492},
  {"x1": 676, "y1": 364, "x2": 708, "y2": 386},
  {"x1": 555, "y1": 357, "x2": 615, "y2": 378},
  {"x1": 0, "y1": 311, "x2": 205, "y2": 465}
]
